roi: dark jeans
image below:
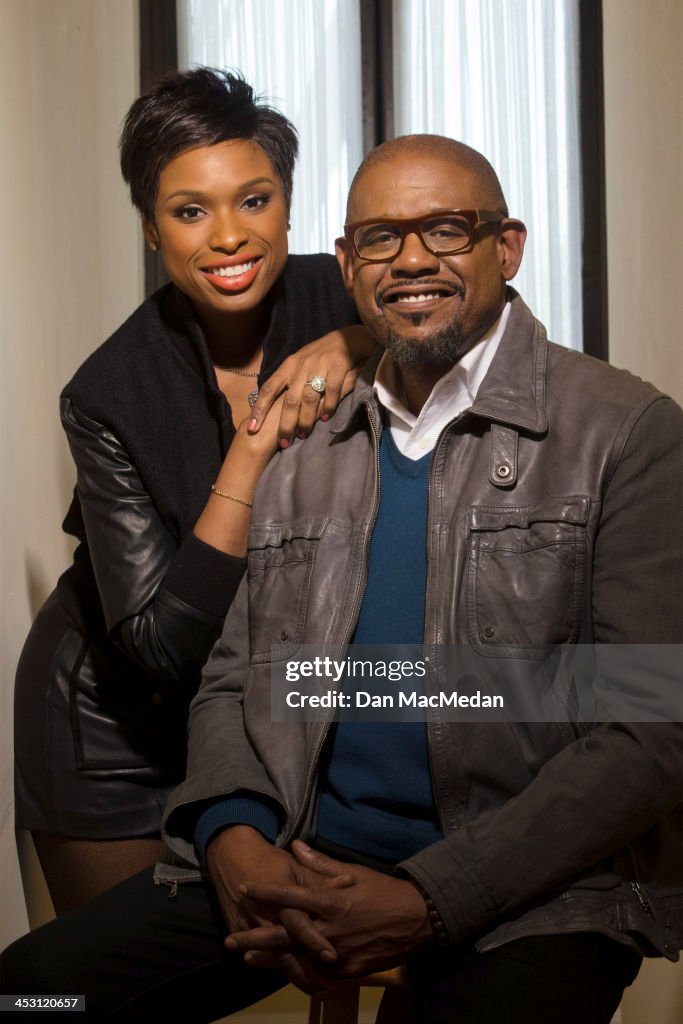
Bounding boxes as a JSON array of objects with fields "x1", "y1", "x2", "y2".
[
  {"x1": 0, "y1": 867, "x2": 641, "y2": 1023},
  {"x1": 406, "y1": 933, "x2": 641, "y2": 1023}
]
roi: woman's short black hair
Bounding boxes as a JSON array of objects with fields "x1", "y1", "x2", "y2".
[{"x1": 120, "y1": 67, "x2": 299, "y2": 223}]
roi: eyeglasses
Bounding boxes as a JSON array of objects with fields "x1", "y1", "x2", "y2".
[{"x1": 344, "y1": 209, "x2": 507, "y2": 262}]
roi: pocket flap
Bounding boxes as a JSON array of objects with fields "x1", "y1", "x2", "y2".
[
  {"x1": 469, "y1": 496, "x2": 590, "y2": 532},
  {"x1": 249, "y1": 516, "x2": 330, "y2": 551}
]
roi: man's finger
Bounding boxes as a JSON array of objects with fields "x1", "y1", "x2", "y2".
[
  {"x1": 240, "y1": 881, "x2": 336, "y2": 915},
  {"x1": 224, "y1": 923, "x2": 290, "y2": 954},
  {"x1": 280, "y1": 908, "x2": 337, "y2": 962},
  {"x1": 292, "y1": 840, "x2": 351, "y2": 879},
  {"x1": 322, "y1": 873, "x2": 356, "y2": 890},
  {"x1": 242, "y1": 950, "x2": 279, "y2": 971},
  {"x1": 226, "y1": 910, "x2": 337, "y2": 963},
  {"x1": 271, "y1": 952, "x2": 331, "y2": 997},
  {"x1": 243, "y1": 948, "x2": 329, "y2": 997}
]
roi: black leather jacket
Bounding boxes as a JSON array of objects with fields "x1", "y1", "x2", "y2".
[{"x1": 45, "y1": 257, "x2": 359, "y2": 780}]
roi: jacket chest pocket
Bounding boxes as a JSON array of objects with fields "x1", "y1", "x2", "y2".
[
  {"x1": 466, "y1": 496, "x2": 590, "y2": 649},
  {"x1": 247, "y1": 517, "x2": 328, "y2": 661}
]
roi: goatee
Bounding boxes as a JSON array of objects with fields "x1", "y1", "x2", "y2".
[{"x1": 383, "y1": 319, "x2": 466, "y2": 371}]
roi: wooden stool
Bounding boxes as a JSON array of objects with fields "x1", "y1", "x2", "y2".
[{"x1": 307, "y1": 965, "x2": 413, "y2": 1024}]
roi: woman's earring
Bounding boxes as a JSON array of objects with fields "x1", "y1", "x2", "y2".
[{"x1": 148, "y1": 240, "x2": 159, "y2": 252}]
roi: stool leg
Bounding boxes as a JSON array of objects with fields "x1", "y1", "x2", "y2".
[
  {"x1": 320, "y1": 983, "x2": 361, "y2": 1024},
  {"x1": 376, "y1": 985, "x2": 416, "y2": 1024},
  {"x1": 308, "y1": 995, "x2": 322, "y2": 1024}
]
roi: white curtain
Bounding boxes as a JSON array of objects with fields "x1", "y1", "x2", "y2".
[
  {"x1": 178, "y1": 0, "x2": 583, "y2": 349},
  {"x1": 393, "y1": 0, "x2": 583, "y2": 350},
  {"x1": 177, "y1": 0, "x2": 363, "y2": 256}
]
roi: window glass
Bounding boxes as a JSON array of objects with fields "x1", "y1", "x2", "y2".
[
  {"x1": 393, "y1": 0, "x2": 583, "y2": 350},
  {"x1": 178, "y1": 0, "x2": 363, "y2": 255}
]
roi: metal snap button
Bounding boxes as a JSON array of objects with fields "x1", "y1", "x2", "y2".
[
  {"x1": 495, "y1": 464, "x2": 511, "y2": 479},
  {"x1": 280, "y1": 629, "x2": 289, "y2": 641},
  {"x1": 483, "y1": 626, "x2": 495, "y2": 639}
]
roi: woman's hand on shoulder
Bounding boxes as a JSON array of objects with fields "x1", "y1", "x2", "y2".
[
  {"x1": 247, "y1": 325, "x2": 377, "y2": 449},
  {"x1": 227, "y1": 393, "x2": 286, "y2": 466},
  {"x1": 195, "y1": 393, "x2": 287, "y2": 556}
]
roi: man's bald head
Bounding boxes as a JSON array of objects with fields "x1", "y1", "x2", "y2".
[
  {"x1": 337, "y1": 133, "x2": 527, "y2": 406},
  {"x1": 346, "y1": 134, "x2": 508, "y2": 221}
]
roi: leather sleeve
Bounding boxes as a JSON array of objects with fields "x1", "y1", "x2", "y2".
[
  {"x1": 61, "y1": 397, "x2": 246, "y2": 685},
  {"x1": 162, "y1": 578, "x2": 286, "y2": 864}
]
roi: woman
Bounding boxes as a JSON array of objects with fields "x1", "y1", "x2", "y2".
[{"x1": 14, "y1": 68, "x2": 369, "y2": 915}]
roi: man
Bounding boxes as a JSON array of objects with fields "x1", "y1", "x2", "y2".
[{"x1": 2, "y1": 135, "x2": 681, "y2": 1022}]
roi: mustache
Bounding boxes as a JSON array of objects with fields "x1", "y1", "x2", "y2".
[{"x1": 377, "y1": 278, "x2": 464, "y2": 305}]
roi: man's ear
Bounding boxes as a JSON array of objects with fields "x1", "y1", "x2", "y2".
[
  {"x1": 335, "y1": 236, "x2": 355, "y2": 296},
  {"x1": 142, "y1": 217, "x2": 160, "y2": 252},
  {"x1": 499, "y1": 219, "x2": 527, "y2": 281}
]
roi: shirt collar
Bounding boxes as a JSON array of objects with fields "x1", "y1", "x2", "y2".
[{"x1": 373, "y1": 302, "x2": 511, "y2": 458}]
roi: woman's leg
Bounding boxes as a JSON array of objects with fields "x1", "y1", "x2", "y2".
[
  {"x1": 16, "y1": 596, "x2": 177, "y2": 917},
  {"x1": 32, "y1": 834, "x2": 165, "y2": 916}
]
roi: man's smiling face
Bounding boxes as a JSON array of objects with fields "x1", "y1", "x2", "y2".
[{"x1": 337, "y1": 148, "x2": 525, "y2": 373}]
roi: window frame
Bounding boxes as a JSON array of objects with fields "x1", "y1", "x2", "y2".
[{"x1": 139, "y1": 0, "x2": 607, "y2": 359}]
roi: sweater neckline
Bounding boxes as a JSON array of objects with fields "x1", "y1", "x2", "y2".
[{"x1": 380, "y1": 416, "x2": 432, "y2": 478}]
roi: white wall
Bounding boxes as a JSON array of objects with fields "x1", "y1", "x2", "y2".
[
  {"x1": 603, "y1": 3, "x2": 683, "y2": 1021},
  {"x1": 603, "y1": 0, "x2": 683, "y2": 407},
  {"x1": 0, "y1": 0, "x2": 142, "y2": 947}
]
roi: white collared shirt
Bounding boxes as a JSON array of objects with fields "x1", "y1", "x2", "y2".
[{"x1": 373, "y1": 302, "x2": 511, "y2": 460}]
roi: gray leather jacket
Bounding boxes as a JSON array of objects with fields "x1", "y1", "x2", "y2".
[{"x1": 164, "y1": 293, "x2": 682, "y2": 959}]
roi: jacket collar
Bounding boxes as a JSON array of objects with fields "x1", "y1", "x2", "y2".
[
  {"x1": 334, "y1": 289, "x2": 548, "y2": 436},
  {"x1": 468, "y1": 289, "x2": 548, "y2": 434}
]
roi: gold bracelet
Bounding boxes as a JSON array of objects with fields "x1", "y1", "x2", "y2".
[{"x1": 211, "y1": 484, "x2": 253, "y2": 508}]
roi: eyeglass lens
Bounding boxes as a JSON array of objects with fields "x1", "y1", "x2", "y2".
[{"x1": 354, "y1": 214, "x2": 473, "y2": 260}]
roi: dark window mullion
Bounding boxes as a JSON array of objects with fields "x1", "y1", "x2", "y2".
[
  {"x1": 579, "y1": 0, "x2": 608, "y2": 360},
  {"x1": 360, "y1": 0, "x2": 394, "y2": 153},
  {"x1": 139, "y1": 0, "x2": 178, "y2": 296}
]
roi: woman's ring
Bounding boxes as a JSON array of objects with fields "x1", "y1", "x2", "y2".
[{"x1": 305, "y1": 375, "x2": 327, "y2": 394}]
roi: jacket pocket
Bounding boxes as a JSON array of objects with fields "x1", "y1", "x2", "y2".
[
  {"x1": 69, "y1": 633, "x2": 189, "y2": 775},
  {"x1": 247, "y1": 516, "x2": 329, "y2": 661},
  {"x1": 466, "y1": 496, "x2": 589, "y2": 649}
]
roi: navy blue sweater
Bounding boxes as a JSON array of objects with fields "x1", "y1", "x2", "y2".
[{"x1": 316, "y1": 427, "x2": 443, "y2": 861}]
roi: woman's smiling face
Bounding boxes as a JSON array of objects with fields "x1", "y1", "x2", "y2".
[{"x1": 146, "y1": 139, "x2": 289, "y2": 326}]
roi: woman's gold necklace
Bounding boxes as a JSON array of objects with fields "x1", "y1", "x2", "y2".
[{"x1": 213, "y1": 364, "x2": 260, "y2": 407}]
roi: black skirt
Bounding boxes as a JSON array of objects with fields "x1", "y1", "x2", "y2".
[{"x1": 14, "y1": 591, "x2": 188, "y2": 838}]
